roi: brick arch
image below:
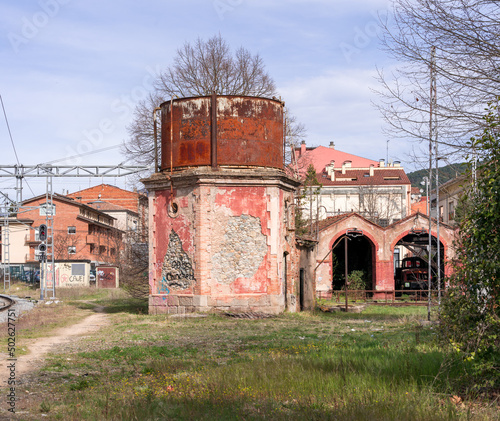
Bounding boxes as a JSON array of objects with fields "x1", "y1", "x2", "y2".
[
  {"x1": 386, "y1": 213, "x2": 457, "y2": 279},
  {"x1": 321, "y1": 215, "x2": 383, "y2": 252},
  {"x1": 317, "y1": 214, "x2": 384, "y2": 293},
  {"x1": 390, "y1": 229, "x2": 448, "y2": 255},
  {"x1": 327, "y1": 228, "x2": 380, "y2": 253}
]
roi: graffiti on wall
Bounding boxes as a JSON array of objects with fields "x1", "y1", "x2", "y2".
[{"x1": 159, "y1": 229, "x2": 195, "y2": 292}]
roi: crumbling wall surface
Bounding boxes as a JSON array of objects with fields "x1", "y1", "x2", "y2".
[
  {"x1": 150, "y1": 187, "x2": 196, "y2": 296},
  {"x1": 211, "y1": 186, "x2": 269, "y2": 295},
  {"x1": 147, "y1": 169, "x2": 301, "y2": 315},
  {"x1": 160, "y1": 230, "x2": 195, "y2": 290},
  {"x1": 211, "y1": 214, "x2": 267, "y2": 285},
  {"x1": 297, "y1": 243, "x2": 316, "y2": 310}
]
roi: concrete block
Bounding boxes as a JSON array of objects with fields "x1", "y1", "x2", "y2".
[
  {"x1": 178, "y1": 296, "x2": 194, "y2": 307},
  {"x1": 193, "y1": 295, "x2": 208, "y2": 307}
]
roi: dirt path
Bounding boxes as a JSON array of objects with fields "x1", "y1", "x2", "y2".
[{"x1": 0, "y1": 309, "x2": 109, "y2": 377}]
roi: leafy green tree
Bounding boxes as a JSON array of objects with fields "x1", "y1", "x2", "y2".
[
  {"x1": 440, "y1": 100, "x2": 500, "y2": 394},
  {"x1": 295, "y1": 164, "x2": 322, "y2": 237}
]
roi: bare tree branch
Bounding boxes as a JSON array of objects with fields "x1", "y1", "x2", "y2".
[
  {"x1": 123, "y1": 34, "x2": 304, "y2": 168},
  {"x1": 375, "y1": 0, "x2": 500, "y2": 162}
]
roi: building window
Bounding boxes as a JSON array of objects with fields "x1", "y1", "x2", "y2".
[
  {"x1": 68, "y1": 246, "x2": 76, "y2": 254},
  {"x1": 68, "y1": 226, "x2": 76, "y2": 234},
  {"x1": 448, "y1": 201, "x2": 455, "y2": 221},
  {"x1": 379, "y1": 219, "x2": 389, "y2": 227}
]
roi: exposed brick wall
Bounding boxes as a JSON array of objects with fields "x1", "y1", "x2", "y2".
[
  {"x1": 20, "y1": 196, "x2": 121, "y2": 264},
  {"x1": 67, "y1": 184, "x2": 143, "y2": 213},
  {"x1": 67, "y1": 184, "x2": 148, "y2": 242}
]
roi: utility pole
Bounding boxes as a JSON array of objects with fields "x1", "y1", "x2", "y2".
[
  {"x1": 428, "y1": 46, "x2": 437, "y2": 321},
  {"x1": 430, "y1": 47, "x2": 442, "y2": 309}
]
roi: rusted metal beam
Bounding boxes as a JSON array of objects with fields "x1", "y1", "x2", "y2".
[{"x1": 211, "y1": 92, "x2": 218, "y2": 170}]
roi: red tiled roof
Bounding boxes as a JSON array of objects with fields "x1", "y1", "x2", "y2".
[
  {"x1": 87, "y1": 201, "x2": 135, "y2": 213},
  {"x1": 318, "y1": 168, "x2": 410, "y2": 186},
  {"x1": 316, "y1": 212, "x2": 383, "y2": 231},
  {"x1": 294, "y1": 145, "x2": 378, "y2": 175},
  {"x1": 411, "y1": 198, "x2": 428, "y2": 215}
]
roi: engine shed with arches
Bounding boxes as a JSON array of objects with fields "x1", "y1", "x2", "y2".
[{"x1": 313, "y1": 211, "x2": 456, "y2": 297}]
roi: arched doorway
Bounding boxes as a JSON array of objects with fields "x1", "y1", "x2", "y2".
[
  {"x1": 331, "y1": 232, "x2": 375, "y2": 293},
  {"x1": 393, "y1": 230, "x2": 445, "y2": 293}
]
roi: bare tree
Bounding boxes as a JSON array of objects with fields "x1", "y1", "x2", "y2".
[
  {"x1": 284, "y1": 111, "x2": 307, "y2": 169},
  {"x1": 123, "y1": 34, "x2": 282, "y2": 166},
  {"x1": 154, "y1": 35, "x2": 276, "y2": 98},
  {"x1": 123, "y1": 92, "x2": 165, "y2": 168},
  {"x1": 53, "y1": 233, "x2": 80, "y2": 260},
  {"x1": 119, "y1": 242, "x2": 149, "y2": 299},
  {"x1": 375, "y1": 0, "x2": 500, "y2": 165},
  {"x1": 358, "y1": 186, "x2": 401, "y2": 227}
]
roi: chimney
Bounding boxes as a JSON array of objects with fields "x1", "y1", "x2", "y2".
[
  {"x1": 342, "y1": 162, "x2": 346, "y2": 174},
  {"x1": 329, "y1": 141, "x2": 335, "y2": 149},
  {"x1": 369, "y1": 164, "x2": 374, "y2": 177},
  {"x1": 394, "y1": 161, "x2": 401, "y2": 168},
  {"x1": 326, "y1": 160, "x2": 335, "y2": 176},
  {"x1": 330, "y1": 169, "x2": 335, "y2": 181},
  {"x1": 344, "y1": 160, "x2": 351, "y2": 168},
  {"x1": 379, "y1": 159, "x2": 385, "y2": 168},
  {"x1": 300, "y1": 140, "x2": 306, "y2": 156}
]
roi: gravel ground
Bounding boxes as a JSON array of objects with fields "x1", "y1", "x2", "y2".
[{"x1": 0, "y1": 296, "x2": 36, "y2": 324}]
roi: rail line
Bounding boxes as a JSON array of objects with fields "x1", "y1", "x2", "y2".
[{"x1": 0, "y1": 295, "x2": 15, "y2": 312}]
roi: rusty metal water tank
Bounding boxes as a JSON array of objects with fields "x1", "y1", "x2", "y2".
[{"x1": 160, "y1": 95, "x2": 284, "y2": 171}]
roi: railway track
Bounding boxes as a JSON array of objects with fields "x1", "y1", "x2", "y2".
[{"x1": 0, "y1": 295, "x2": 15, "y2": 312}]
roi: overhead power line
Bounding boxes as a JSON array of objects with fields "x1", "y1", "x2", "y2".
[
  {"x1": 0, "y1": 94, "x2": 20, "y2": 165},
  {"x1": 0, "y1": 93, "x2": 35, "y2": 197}
]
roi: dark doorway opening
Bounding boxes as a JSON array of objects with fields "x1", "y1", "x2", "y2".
[
  {"x1": 299, "y1": 268, "x2": 305, "y2": 311},
  {"x1": 331, "y1": 235, "x2": 374, "y2": 291},
  {"x1": 394, "y1": 232, "x2": 445, "y2": 292}
]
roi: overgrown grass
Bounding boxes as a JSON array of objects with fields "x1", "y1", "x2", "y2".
[
  {"x1": 15, "y1": 305, "x2": 496, "y2": 420},
  {"x1": 0, "y1": 302, "x2": 88, "y2": 341}
]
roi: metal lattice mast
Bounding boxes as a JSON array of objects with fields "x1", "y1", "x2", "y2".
[
  {"x1": 40, "y1": 175, "x2": 56, "y2": 300},
  {"x1": 0, "y1": 164, "x2": 150, "y2": 179},
  {"x1": 2, "y1": 203, "x2": 11, "y2": 293},
  {"x1": 0, "y1": 164, "x2": 150, "y2": 298}
]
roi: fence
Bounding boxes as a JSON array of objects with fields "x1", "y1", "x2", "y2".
[
  {"x1": 0, "y1": 264, "x2": 40, "y2": 284},
  {"x1": 317, "y1": 289, "x2": 440, "y2": 305}
]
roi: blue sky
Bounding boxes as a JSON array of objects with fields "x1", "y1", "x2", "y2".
[{"x1": 1, "y1": 0, "x2": 418, "y2": 197}]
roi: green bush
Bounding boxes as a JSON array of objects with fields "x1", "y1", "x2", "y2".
[{"x1": 347, "y1": 270, "x2": 366, "y2": 290}]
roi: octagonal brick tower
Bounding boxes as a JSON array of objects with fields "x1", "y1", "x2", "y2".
[{"x1": 142, "y1": 95, "x2": 301, "y2": 314}]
